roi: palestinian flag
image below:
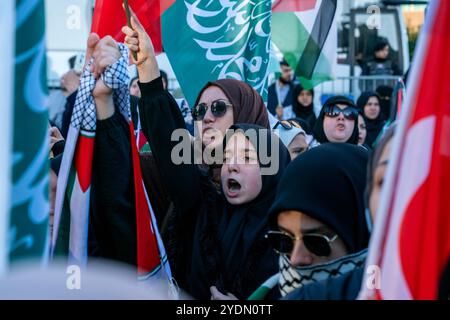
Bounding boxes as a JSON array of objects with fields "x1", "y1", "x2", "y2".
[
  {"x1": 162, "y1": 0, "x2": 273, "y2": 106},
  {"x1": 247, "y1": 274, "x2": 279, "y2": 300},
  {"x1": 0, "y1": 0, "x2": 50, "y2": 272},
  {"x1": 271, "y1": 0, "x2": 337, "y2": 89},
  {"x1": 51, "y1": 44, "x2": 174, "y2": 294},
  {"x1": 91, "y1": 0, "x2": 176, "y2": 54},
  {"x1": 359, "y1": 0, "x2": 450, "y2": 300}
]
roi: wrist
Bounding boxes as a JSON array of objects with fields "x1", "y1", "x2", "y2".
[
  {"x1": 95, "y1": 94, "x2": 115, "y2": 120},
  {"x1": 137, "y1": 56, "x2": 160, "y2": 83}
]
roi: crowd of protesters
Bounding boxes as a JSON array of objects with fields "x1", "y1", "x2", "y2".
[{"x1": 45, "y1": 9, "x2": 448, "y2": 301}]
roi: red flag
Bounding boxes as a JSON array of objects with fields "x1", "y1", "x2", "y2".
[
  {"x1": 91, "y1": 0, "x2": 174, "y2": 54},
  {"x1": 360, "y1": 0, "x2": 450, "y2": 300},
  {"x1": 272, "y1": 0, "x2": 317, "y2": 12}
]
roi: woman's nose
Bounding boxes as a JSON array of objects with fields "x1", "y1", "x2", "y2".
[{"x1": 203, "y1": 107, "x2": 215, "y2": 123}]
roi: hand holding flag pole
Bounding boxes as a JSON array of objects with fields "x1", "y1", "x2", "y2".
[
  {"x1": 121, "y1": 3, "x2": 160, "y2": 83},
  {"x1": 123, "y1": 0, "x2": 138, "y2": 61}
]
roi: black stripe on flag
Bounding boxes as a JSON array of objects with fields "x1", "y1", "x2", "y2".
[{"x1": 295, "y1": 0, "x2": 337, "y2": 79}]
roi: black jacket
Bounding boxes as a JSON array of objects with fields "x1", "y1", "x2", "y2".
[{"x1": 90, "y1": 111, "x2": 137, "y2": 265}]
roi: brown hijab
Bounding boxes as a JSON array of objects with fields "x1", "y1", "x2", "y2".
[{"x1": 194, "y1": 79, "x2": 269, "y2": 128}]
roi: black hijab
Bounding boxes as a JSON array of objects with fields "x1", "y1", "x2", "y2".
[
  {"x1": 313, "y1": 96, "x2": 359, "y2": 145},
  {"x1": 216, "y1": 124, "x2": 291, "y2": 297},
  {"x1": 292, "y1": 85, "x2": 316, "y2": 130},
  {"x1": 375, "y1": 85, "x2": 393, "y2": 120},
  {"x1": 269, "y1": 143, "x2": 370, "y2": 254},
  {"x1": 357, "y1": 92, "x2": 385, "y2": 148}
]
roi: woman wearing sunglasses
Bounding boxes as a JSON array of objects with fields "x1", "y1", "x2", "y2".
[
  {"x1": 192, "y1": 80, "x2": 269, "y2": 151},
  {"x1": 313, "y1": 96, "x2": 360, "y2": 145},
  {"x1": 249, "y1": 143, "x2": 370, "y2": 299}
]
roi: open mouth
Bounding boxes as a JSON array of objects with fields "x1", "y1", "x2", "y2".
[
  {"x1": 202, "y1": 127, "x2": 212, "y2": 135},
  {"x1": 203, "y1": 128, "x2": 218, "y2": 142},
  {"x1": 227, "y1": 178, "x2": 241, "y2": 196}
]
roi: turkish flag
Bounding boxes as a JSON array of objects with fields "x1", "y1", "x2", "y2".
[
  {"x1": 91, "y1": 0, "x2": 171, "y2": 54},
  {"x1": 360, "y1": 0, "x2": 450, "y2": 300}
]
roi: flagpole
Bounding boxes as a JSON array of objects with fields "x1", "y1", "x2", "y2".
[{"x1": 0, "y1": 0, "x2": 15, "y2": 275}]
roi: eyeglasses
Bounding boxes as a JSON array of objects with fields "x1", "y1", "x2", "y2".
[
  {"x1": 265, "y1": 230, "x2": 338, "y2": 257},
  {"x1": 192, "y1": 99, "x2": 232, "y2": 121},
  {"x1": 324, "y1": 105, "x2": 358, "y2": 121},
  {"x1": 274, "y1": 120, "x2": 303, "y2": 130}
]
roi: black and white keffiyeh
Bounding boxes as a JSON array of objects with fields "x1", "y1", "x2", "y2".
[
  {"x1": 279, "y1": 249, "x2": 368, "y2": 297},
  {"x1": 71, "y1": 42, "x2": 131, "y2": 131}
]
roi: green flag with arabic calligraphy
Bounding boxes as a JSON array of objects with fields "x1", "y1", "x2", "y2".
[{"x1": 162, "y1": 0, "x2": 273, "y2": 107}]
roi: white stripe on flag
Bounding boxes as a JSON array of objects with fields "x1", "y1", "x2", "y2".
[
  {"x1": 0, "y1": 0, "x2": 15, "y2": 275},
  {"x1": 51, "y1": 126, "x2": 79, "y2": 255}
]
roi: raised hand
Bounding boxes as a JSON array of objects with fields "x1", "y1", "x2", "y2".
[
  {"x1": 83, "y1": 33, "x2": 121, "y2": 119},
  {"x1": 121, "y1": 5, "x2": 160, "y2": 83},
  {"x1": 91, "y1": 35, "x2": 121, "y2": 80}
]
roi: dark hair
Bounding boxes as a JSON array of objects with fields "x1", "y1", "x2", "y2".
[
  {"x1": 129, "y1": 76, "x2": 139, "y2": 89},
  {"x1": 374, "y1": 40, "x2": 389, "y2": 53},
  {"x1": 356, "y1": 91, "x2": 381, "y2": 111},
  {"x1": 68, "y1": 55, "x2": 77, "y2": 69},
  {"x1": 280, "y1": 59, "x2": 290, "y2": 68},
  {"x1": 293, "y1": 84, "x2": 314, "y2": 100}
]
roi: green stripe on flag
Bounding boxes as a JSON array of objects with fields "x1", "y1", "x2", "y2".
[
  {"x1": 271, "y1": 0, "x2": 337, "y2": 90},
  {"x1": 272, "y1": 12, "x2": 310, "y2": 72},
  {"x1": 247, "y1": 273, "x2": 279, "y2": 300}
]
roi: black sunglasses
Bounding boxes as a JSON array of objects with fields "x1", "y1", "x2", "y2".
[
  {"x1": 265, "y1": 230, "x2": 338, "y2": 257},
  {"x1": 274, "y1": 120, "x2": 303, "y2": 130},
  {"x1": 324, "y1": 105, "x2": 358, "y2": 121},
  {"x1": 192, "y1": 99, "x2": 232, "y2": 121}
]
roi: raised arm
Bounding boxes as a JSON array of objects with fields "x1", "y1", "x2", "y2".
[{"x1": 122, "y1": 7, "x2": 201, "y2": 212}]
